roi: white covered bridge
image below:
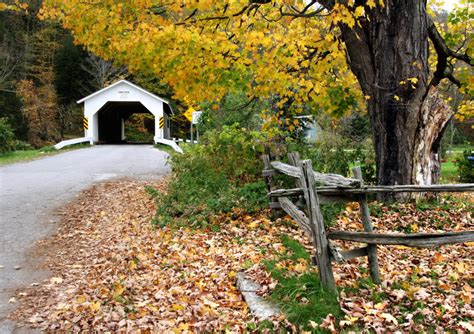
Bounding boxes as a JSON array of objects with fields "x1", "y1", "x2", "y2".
[
  {"x1": 79, "y1": 79, "x2": 172, "y2": 143},
  {"x1": 55, "y1": 80, "x2": 182, "y2": 152}
]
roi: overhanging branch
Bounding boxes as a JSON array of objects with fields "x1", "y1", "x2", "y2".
[{"x1": 427, "y1": 17, "x2": 472, "y2": 87}]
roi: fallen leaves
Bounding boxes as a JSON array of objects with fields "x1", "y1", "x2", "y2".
[
  {"x1": 9, "y1": 179, "x2": 291, "y2": 332},
  {"x1": 332, "y1": 195, "x2": 474, "y2": 332},
  {"x1": 380, "y1": 312, "x2": 398, "y2": 326},
  {"x1": 8, "y1": 181, "x2": 474, "y2": 332},
  {"x1": 49, "y1": 277, "x2": 63, "y2": 285}
]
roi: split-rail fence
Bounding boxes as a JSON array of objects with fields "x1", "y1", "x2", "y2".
[{"x1": 262, "y1": 153, "x2": 474, "y2": 293}]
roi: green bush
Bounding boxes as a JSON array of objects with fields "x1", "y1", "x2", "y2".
[
  {"x1": 455, "y1": 150, "x2": 474, "y2": 182},
  {"x1": 0, "y1": 117, "x2": 16, "y2": 153},
  {"x1": 198, "y1": 92, "x2": 264, "y2": 135},
  {"x1": 125, "y1": 114, "x2": 154, "y2": 143},
  {"x1": 293, "y1": 132, "x2": 375, "y2": 181},
  {"x1": 14, "y1": 140, "x2": 32, "y2": 151},
  {"x1": 153, "y1": 125, "x2": 268, "y2": 228}
]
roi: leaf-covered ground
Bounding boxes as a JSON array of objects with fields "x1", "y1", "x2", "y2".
[
  {"x1": 9, "y1": 180, "x2": 291, "y2": 332},
  {"x1": 9, "y1": 180, "x2": 473, "y2": 332},
  {"x1": 328, "y1": 198, "x2": 473, "y2": 332}
]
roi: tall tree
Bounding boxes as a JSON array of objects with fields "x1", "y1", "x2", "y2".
[
  {"x1": 54, "y1": 35, "x2": 89, "y2": 103},
  {"x1": 80, "y1": 53, "x2": 128, "y2": 93},
  {"x1": 17, "y1": 22, "x2": 62, "y2": 145},
  {"x1": 39, "y1": 0, "x2": 473, "y2": 185},
  {"x1": 325, "y1": 1, "x2": 472, "y2": 186},
  {"x1": 0, "y1": 10, "x2": 29, "y2": 139}
]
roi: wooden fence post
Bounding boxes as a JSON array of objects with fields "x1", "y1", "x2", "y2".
[
  {"x1": 300, "y1": 160, "x2": 337, "y2": 293},
  {"x1": 287, "y1": 152, "x2": 301, "y2": 169},
  {"x1": 352, "y1": 167, "x2": 381, "y2": 284},
  {"x1": 287, "y1": 152, "x2": 306, "y2": 207},
  {"x1": 262, "y1": 155, "x2": 280, "y2": 210}
]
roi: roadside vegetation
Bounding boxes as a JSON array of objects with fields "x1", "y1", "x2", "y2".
[
  {"x1": 0, "y1": 143, "x2": 90, "y2": 166},
  {"x1": 0, "y1": 116, "x2": 90, "y2": 165},
  {"x1": 153, "y1": 143, "x2": 175, "y2": 155},
  {"x1": 152, "y1": 124, "x2": 268, "y2": 230}
]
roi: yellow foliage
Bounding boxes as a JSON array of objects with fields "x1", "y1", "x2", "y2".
[
  {"x1": 40, "y1": 0, "x2": 363, "y2": 118},
  {"x1": 456, "y1": 100, "x2": 474, "y2": 122},
  {"x1": 38, "y1": 0, "x2": 472, "y2": 131}
]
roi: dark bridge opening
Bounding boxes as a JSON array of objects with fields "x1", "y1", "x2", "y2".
[{"x1": 98, "y1": 101, "x2": 154, "y2": 144}]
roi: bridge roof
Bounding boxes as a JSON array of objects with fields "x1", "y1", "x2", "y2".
[{"x1": 77, "y1": 80, "x2": 172, "y2": 114}]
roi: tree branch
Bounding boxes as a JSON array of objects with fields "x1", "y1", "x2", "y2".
[
  {"x1": 175, "y1": 4, "x2": 254, "y2": 26},
  {"x1": 427, "y1": 17, "x2": 472, "y2": 87}
]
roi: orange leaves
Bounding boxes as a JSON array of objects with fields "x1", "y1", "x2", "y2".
[
  {"x1": 0, "y1": 1, "x2": 28, "y2": 12},
  {"x1": 9, "y1": 179, "x2": 474, "y2": 332},
  {"x1": 90, "y1": 301, "x2": 101, "y2": 313},
  {"x1": 460, "y1": 284, "x2": 472, "y2": 304},
  {"x1": 334, "y1": 195, "x2": 474, "y2": 332},
  {"x1": 433, "y1": 251, "x2": 445, "y2": 263},
  {"x1": 9, "y1": 180, "x2": 290, "y2": 331},
  {"x1": 293, "y1": 261, "x2": 308, "y2": 274},
  {"x1": 111, "y1": 282, "x2": 126, "y2": 299},
  {"x1": 454, "y1": 261, "x2": 467, "y2": 274}
]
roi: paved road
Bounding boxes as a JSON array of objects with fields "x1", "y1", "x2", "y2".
[{"x1": 0, "y1": 145, "x2": 170, "y2": 332}]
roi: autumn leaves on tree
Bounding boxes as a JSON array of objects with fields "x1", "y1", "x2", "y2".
[{"x1": 34, "y1": 0, "x2": 474, "y2": 185}]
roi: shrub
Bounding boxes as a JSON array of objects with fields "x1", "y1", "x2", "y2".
[
  {"x1": 455, "y1": 150, "x2": 474, "y2": 182},
  {"x1": 153, "y1": 125, "x2": 268, "y2": 228},
  {"x1": 125, "y1": 114, "x2": 154, "y2": 143},
  {"x1": 198, "y1": 92, "x2": 264, "y2": 135},
  {"x1": 293, "y1": 132, "x2": 375, "y2": 181},
  {"x1": 172, "y1": 124, "x2": 266, "y2": 183},
  {"x1": 14, "y1": 140, "x2": 32, "y2": 151},
  {"x1": 0, "y1": 117, "x2": 16, "y2": 153}
]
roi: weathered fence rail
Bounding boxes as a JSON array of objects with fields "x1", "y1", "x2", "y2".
[
  {"x1": 268, "y1": 183, "x2": 474, "y2": 197},
  {"x1": 327, "y1": 231, "x2": 474, "y2": 247},
  {"x1": 262, "y1": 153, "x2": 474, "y2": 292},
  {"x1": 270, "y1": 161, "x2": 361, "y2": 187}
]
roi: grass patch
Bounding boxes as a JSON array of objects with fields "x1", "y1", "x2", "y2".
[
  {"x1": 0, "y1": 144, "x2": 89, "y2": 166},
  {"x1": 440, "y1": 160, "x2": 458, "y2": 183},
  {"x1": 280, "y1": 234, "x2": 311, "y2": 262},
  {"x1": 264, "y1": 234, "x2": 342, "y2": 331},
  {"x1": 0, "y1": 150, "x2": 45, "y2": 165},
  {"x1": 269, "y1": 272, "x2": 340, "y2": 331},
  {"x1": 440, "y1": 145, "x2": 474, "y2": 183},
  {"x1": 153, "y1": 177, "x2": 267, "y2": 229},
  {"x1": 153, "y1": 143, "x2": 175, "y2": 155}
]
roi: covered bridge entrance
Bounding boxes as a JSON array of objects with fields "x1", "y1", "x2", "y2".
[{"x1": 77, "y1": 80, "x2": 173, "y2": 144}]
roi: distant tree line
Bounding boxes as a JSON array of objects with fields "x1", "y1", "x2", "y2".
[{"x1": 0, "y1": 2, "x2": 127, "y2": 148}]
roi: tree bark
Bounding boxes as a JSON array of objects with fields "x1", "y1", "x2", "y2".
[{"x1": 339, "y1": 0, "x2": 452, "y2": 187}]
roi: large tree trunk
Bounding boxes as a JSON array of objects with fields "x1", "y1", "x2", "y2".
[{"x1": 340, "y1": 0, "x2": 451, "y2": 186}]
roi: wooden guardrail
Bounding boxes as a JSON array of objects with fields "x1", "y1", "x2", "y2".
[{"x1": 262, "y1": 152, "x2": 474, "y2": 293}]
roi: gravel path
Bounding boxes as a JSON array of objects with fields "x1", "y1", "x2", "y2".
[{"x1": 0, "y1": 145, "x2": 170, "y2": 333}]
